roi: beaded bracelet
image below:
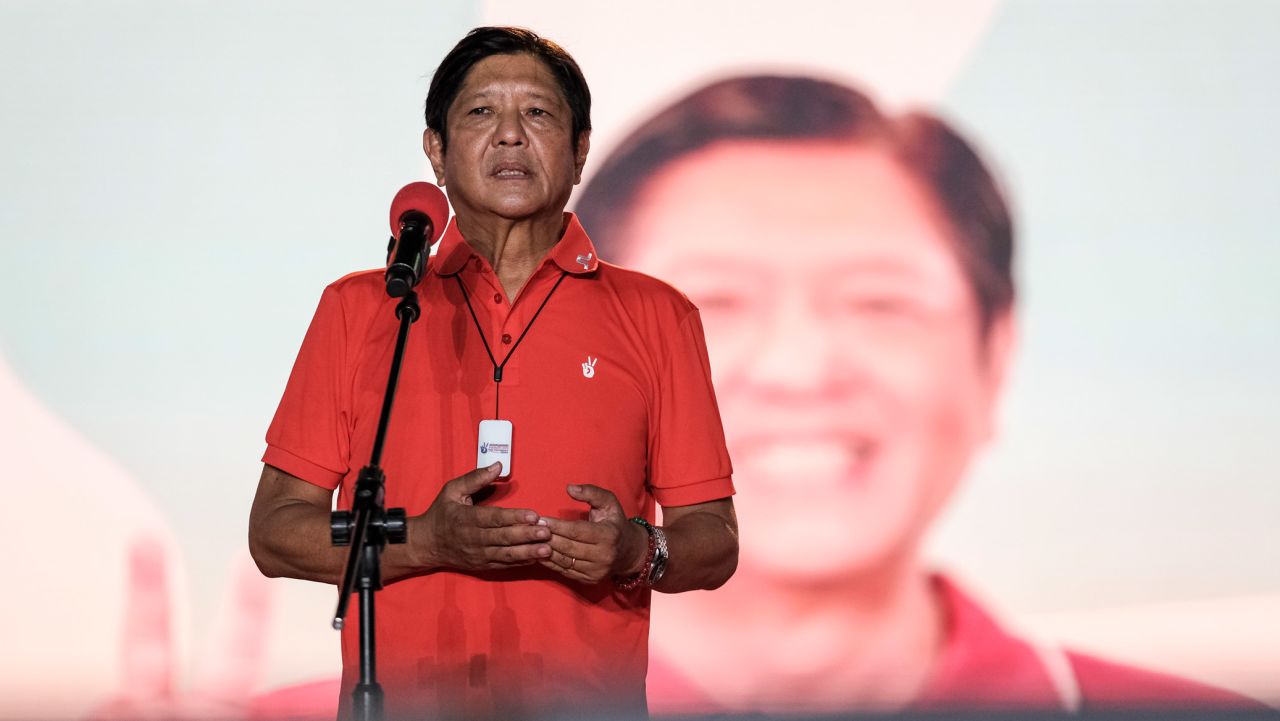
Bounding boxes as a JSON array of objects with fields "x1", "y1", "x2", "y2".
[{"x1": 614, "y1": 518, "x2": 657, "y2": 591}]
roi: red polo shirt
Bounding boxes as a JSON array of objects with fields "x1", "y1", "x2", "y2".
[
  {"x1": 647, "y1": 575, "x2": 1266, "y2": 713},
  {"x1": 263, "y1": 213, "x2": 733, "y2": 718}
]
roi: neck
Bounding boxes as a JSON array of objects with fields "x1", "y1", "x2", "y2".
[
  {"x1": 651, "y1": 560, "x2": 943, "y2": 713},
  {"x1": 457, "y1": 212, "x2": 565, "y2": 301}
]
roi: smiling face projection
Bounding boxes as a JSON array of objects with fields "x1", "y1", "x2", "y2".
[{"x1": 619, "y1": 139, "x2": 1010, "y2": 584}]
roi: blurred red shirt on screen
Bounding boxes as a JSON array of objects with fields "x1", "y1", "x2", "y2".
[{"x1": 648, "y1": 576, "x2": 1266, "y2": 714}]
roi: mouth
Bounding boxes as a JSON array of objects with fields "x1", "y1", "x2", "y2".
[
  {"x1": 490, "y1": 162, "x2": 532, "y2": 179},
  {"x1": 733, "y1": 435, "x2": 877, "y2": 492}
]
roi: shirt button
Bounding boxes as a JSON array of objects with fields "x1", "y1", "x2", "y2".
[
  {"x1": 501, "y1": 333, "x2": 512, "y2": 345},
  {"x1": 492, "y1": 292, "x2": 502, "y2": 303}
]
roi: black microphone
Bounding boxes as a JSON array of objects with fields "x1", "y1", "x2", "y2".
[{"x1": 385, "y1": 182, "x2": 450, "y2": 298}]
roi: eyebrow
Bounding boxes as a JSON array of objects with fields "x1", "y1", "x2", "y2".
[
  {"x1": 648, "y1": 256, "x2": 770, "y2": 284},
  {"x1": 830, "y1": 258, "x2": 934, "y2": 278},
  {"x1": 461, "y1": 89, "x2": 562, "y2": 104},
  {"x1": 663, "y1": 254, "x2": 934, "y2": 278}
]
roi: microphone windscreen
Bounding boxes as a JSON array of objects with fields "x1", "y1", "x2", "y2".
[{"x1": 389, "y1": 182, "x2": 450, "y2": 242}]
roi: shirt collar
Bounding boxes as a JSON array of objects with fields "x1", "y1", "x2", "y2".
[
  {"x1": 430, "y1": 212, "x2": 600, "y2": 276},
  {"x1": 914, "y1": 574, "x2": 1070, "y2": 710}
]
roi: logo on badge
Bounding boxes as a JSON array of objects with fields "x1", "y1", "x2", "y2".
[
  {"x1": 582, "y1": 356, "x2": 598, "y2": 379},
  {"x1": 480, "y1": 442, "x2": 489, "y2": 453}
]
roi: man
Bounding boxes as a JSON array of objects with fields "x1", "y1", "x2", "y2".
[
  {"x1": 575, "y1": 75, "x2": 1262, "y2": 714},
  {"x1": 249, "y1": 28, "x2": 737, "y2": 719}
]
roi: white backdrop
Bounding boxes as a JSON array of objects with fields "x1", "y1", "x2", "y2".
[{"x1": 2, "y1": 0, "x2": 1278, "y2": 715}]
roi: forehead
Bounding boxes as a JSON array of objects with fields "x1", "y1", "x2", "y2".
[
  {"x1": 452, "y1": 53, "x2": 565, "y2": 106},
  {"x1": 623, "y1": 140, "x2": 963, "y2": 280}
]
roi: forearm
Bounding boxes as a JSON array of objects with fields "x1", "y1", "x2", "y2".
[
  {"x1": 248, "y1": 470, "x2": 434, "y2": 585},
  {"x1": 248, "y1": 463, "x2": 549, "y2": 584},
  {"x1": 249, "y1": 502, "x2": 435, "y2": 585},
  {"x1": 653, "y1": 503, "x2": 738, "y2": 593}
]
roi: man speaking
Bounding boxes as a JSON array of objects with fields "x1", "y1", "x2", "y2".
[{"x1": 248, "y1": 27, "x2": 738, "y2": 719}]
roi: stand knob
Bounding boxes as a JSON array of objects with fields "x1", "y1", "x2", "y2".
[
  {"x1": 385, "y1": 508, "x2": 408, "y2": 545},
  {"x1": 331, "y1": 511, "x2": 353, "y2": 546}
]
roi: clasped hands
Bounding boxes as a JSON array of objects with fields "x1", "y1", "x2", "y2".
[{"x1": 412, "y1": 462, "x2": 649, "y2": 584}]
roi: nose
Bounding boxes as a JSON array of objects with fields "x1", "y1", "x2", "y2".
[
  {"x1": 739, "y1": 285, "x2": 851, "y2": 400},
  {"x1": 493, "y1": 110, "x2": 526, "y2": 147}
]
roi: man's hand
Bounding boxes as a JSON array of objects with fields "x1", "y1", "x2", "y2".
[
  {"x1": 538, "y1": 484, "x2": 648, "y2": 584},
  {"x1": 250, "y1": 463, "x2": 554, "y2": 585},
  {"x1": 413, "y1": 462, "x2": 553, "y2": 571}
]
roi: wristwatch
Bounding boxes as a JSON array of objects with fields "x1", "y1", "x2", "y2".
[{"x1": 631, "y1": 517, "x2": 669, "y2": 586}]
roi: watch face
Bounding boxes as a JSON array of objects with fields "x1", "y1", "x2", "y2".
[
  {"x1": 648, "y1": 527, "x2": 670, "y2": 584},
  {"x1": 649, "y1": 557, "x2": 668, "y2": 584}
]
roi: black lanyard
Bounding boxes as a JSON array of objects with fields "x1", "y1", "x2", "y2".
[{"x1": 455, "y1": 270, "x2": 568, "y2": 417}]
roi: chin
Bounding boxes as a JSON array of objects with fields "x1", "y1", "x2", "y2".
[
  {"x1": 487, "y1": 204, "x2": 545, "y2": 220},
  {"x1": 736, "y1": 512, "x2": 909, "y2": 589},
  {"x1": 482, "y1": 190, "x2": 559, "y2": 219}
]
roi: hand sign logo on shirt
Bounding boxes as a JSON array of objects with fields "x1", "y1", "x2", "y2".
[{"x1": 582, "y1": 356, "x2": 598, "y2": 379}]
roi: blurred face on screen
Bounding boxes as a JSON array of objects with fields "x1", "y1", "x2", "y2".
[{"x1": 623, "y1": 141, "x2": 1008, "y2": 583}]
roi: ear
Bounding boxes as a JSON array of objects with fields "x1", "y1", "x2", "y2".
[
  {"x1": 572, "y1": 131, "x2": 591, "y2": 185},
  {"x1": 977, "y1": 308, "x2": 1017, "y2": 444},
  {"x1": 423, "y1": 128, "x2": 447, "y2": 186}
]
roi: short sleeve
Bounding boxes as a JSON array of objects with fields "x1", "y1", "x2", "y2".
[
  {"x1": 262, "y1": 285, "x2": 353, "y2": 490},
  {"x1": 648, "y1": 308, "x2": 735, "y2": 507}
]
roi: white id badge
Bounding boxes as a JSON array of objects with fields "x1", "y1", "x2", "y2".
[{"x1": 477, "y1": 419, "x2": 513, "y2": 477}]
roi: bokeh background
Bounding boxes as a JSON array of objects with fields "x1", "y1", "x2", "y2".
[{"x1": 2, "y1": 0, "x2": 1277, "y2": 717}]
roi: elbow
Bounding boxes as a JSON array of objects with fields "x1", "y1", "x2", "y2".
[
  {"x1": 704, "y1": 541, "x2": 738, "y2": 590},
  {"x1": 695, "y1": 529, "x2": 738, "y2": 591},
  {"x1": 692, "y1": 510, "x2": 739, "y2": 591},
  {"x1": 247, "y1": 522, "x2": 283, "y2": 579}
]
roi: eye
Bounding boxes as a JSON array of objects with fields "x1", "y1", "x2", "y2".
[
  {"x1": 527, "y1": 107, "x2": 548, "y2": 117},
  {"x1": 467, "y1": 106, "x2": 491, "y2": 116},
  {"x1": 836, "y1": 295, "x2": 936, "y2": 328},
  {"x1": 692, "y1": 291, "x2": 748, "y2": 313},
  {"x1": 848, "y1": 297, "x2": 912, "y2": 314}
]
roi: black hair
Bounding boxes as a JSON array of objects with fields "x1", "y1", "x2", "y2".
[
  {"x1": 425, "y1": 26, "x2": 591, "y2": 153},
  {"x1": 574, "y1": 75, "x2": 1014, "y2": 333}
]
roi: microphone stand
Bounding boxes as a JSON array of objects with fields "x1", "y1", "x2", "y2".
[{"x1": 330, "y1": 289, "x2": 420, "y2": 721}]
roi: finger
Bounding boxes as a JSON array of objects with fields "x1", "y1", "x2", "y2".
[
  {"x1": 190, "y1": 551, "x2": 272, "y2": 702},
  {"x1": 546, "y1": 533, "x2": 601, "y2": 564},
  {"x1": 484, "y1": 541, "x2": 552, "y2": 565},
  {"x1": 120, "y1": 537, "x2": 175, "y2": 700},
  {"x1": 480, "y1": 523, "x2": 551, "y2": 547},
  {"x1": 548, "y1": 548, "x2": 579, "y2": 570},
  {"x1": 471, "y1": 504, "x2": 539, "y2": 528},
  {"x1": 566, "y1": 483, "x2": 620, "y2": 511},
  {"x1": 444, "y1": 463, "x2": 502, "y2": 500},
  {"x1": 539, "y1": 558, "x2": 575, "y2": 579},
  {"x1": 541, "y1": 551, "x2": 597, "y2": 583},
  {"x1": 539, "y1": 515, "x2": 602, "y2": 541}
]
